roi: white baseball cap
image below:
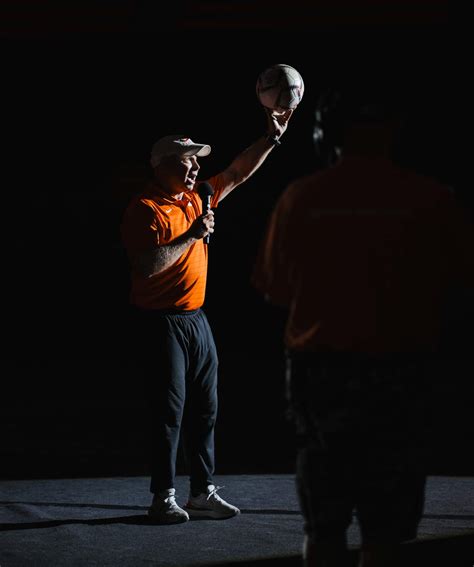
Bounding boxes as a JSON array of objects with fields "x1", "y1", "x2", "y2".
[{"x1": 150, "y1": 134, "x2": 211, "y2": 168}]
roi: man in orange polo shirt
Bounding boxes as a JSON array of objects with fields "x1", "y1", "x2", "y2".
[
  {"x1": 252, "y1": 89, "x2": 474, "y2": 566},
  {"x1": 121, "y1": 107, "x2": 293, "y2": 524}
]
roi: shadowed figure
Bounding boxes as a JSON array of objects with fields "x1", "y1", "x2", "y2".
[{"x1": 252, "y1": 86, "x2": 474, "y2": 567}]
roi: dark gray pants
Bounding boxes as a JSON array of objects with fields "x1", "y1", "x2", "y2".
[
  {"x1": 133, "y1": 308, "x2": 218, "y2": 495},
  {"x1": 286, "y1": 351, "x2": 429, "y2": 546}
]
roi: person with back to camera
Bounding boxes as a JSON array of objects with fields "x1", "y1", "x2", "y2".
[
  {"x1": 252, "y1": 86, "x2": 474, "y2": 566},
  {"x1": 120, "y1": 105, "x2": 294, "y2": 524}
]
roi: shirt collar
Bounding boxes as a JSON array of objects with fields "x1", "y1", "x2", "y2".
[{"x1": 148, "y1": 183, "x2": 193, "y2": 206}]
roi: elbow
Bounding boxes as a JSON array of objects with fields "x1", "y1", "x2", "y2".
[
  {"x1": 131, "y1": 255, "x2": 164, "y2": 278},
  {"x1": 132, "y1": 264, "x2": 155, "y2": 278}
]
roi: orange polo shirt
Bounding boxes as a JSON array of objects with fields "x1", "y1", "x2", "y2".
[
  {"x1": 252, "y1": 156, "x2": 474, "y2": 353},
  {"x1": 121, "y1": 175, "x2": 226, "y2": 311}
]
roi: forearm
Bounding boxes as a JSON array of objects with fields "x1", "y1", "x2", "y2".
[
  {"x1": 217, "y1": 135, "x2": 278, "y2": 201},
  {"x1": 133, "y1": 231, "x2": 197, "y2": 277},
  {"x1": 215, "y1": 108, "x2": 292, "y2": 202},
  {"x1": 228, "y1": 135, "x2": 277, "y2": 185}
]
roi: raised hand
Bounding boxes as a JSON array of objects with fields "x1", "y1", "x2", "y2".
[{"x1": 265, "y1": 107, "x2": 294, "y2": 140}]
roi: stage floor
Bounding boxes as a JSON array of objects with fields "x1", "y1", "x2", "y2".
[{"x1": 1, "y1": 474, "x2": 473, "y2": 566}]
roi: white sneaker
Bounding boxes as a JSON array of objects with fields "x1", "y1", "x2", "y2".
[
  {"x1": 148, "y1": 488, "x2": 190, "y2": 524},
  {"x1": 184, "y1": 485, "x2": 240, "y2": 519}
]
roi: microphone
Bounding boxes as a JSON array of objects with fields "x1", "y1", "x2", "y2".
[{"x1": 197, "y1": 182, "x2": 214, "y2": 244}]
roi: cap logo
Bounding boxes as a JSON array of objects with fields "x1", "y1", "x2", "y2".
[{"x1": 178, "y1": 138, "x2": 192, "y2": 146}]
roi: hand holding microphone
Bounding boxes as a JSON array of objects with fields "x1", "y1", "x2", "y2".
[{"x1": 198, "y1": 182, "x2": 215, "y2": 245}]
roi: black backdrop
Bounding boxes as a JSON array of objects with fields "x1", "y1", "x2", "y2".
[{"x1": 2, "y1": 18, "x2": 473, "y2": 477}]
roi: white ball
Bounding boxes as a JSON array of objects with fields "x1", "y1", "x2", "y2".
[{"x1": 256, "y1": 63, "x2": 305, "y2": 113}]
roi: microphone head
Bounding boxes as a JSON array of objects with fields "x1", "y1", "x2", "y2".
[{"x1": 197, "y1": 182, "x2": 214, "y2": 200}]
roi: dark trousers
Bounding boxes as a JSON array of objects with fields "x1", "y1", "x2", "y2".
[
  {"x1": 132, "y1": 308, "x2": 218, "y2": 495},
  {"x1": 286, "y1": 351, "x2": 429, "y2": 546}
]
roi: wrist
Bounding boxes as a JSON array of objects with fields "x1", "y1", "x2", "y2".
[
  {"x1": 182, "y1": 229, "x2": 197, "y2": 243},
  {"x1": 265, "y1": 133, "x2": 281, "y2": 146}
]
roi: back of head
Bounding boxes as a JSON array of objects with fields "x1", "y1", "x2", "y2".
[{"x1": 313, "y1": 84, "x2": 405, "y2": 162}]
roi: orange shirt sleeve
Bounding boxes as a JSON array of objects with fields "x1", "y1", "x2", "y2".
[
  {"x1": 200, "y1": 174, "x2": 228, "y2": 209},
  {"x1": 121, "y1": 199, "x2": 163, "y2": 255}
]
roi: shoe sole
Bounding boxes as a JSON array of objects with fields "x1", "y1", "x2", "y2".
[
  {"x1": 147, "y1": 511, "x2": 190, "y2": 524},
  {"x1": 184, "y1": 507, "x2": 240, "y2": 519}
]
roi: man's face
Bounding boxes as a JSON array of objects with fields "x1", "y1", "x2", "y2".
[
  {"x1": 178, "y1": 155, "x2": 200, "y2": 191},
  {"x1": 157, "y1": 154, "x2": 201, "y2": 195}
]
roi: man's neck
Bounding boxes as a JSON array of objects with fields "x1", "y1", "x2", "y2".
[
  {"x1": 153, "y1": 181, "x2": 185, "y2": 201},
  {"x1": 343, "y1": 122, "x2": 396, "y2": 159}
]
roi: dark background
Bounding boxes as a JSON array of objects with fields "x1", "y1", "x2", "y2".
[{"x1": 1, "y1": 2, "x2": 472, "y2": 479}]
